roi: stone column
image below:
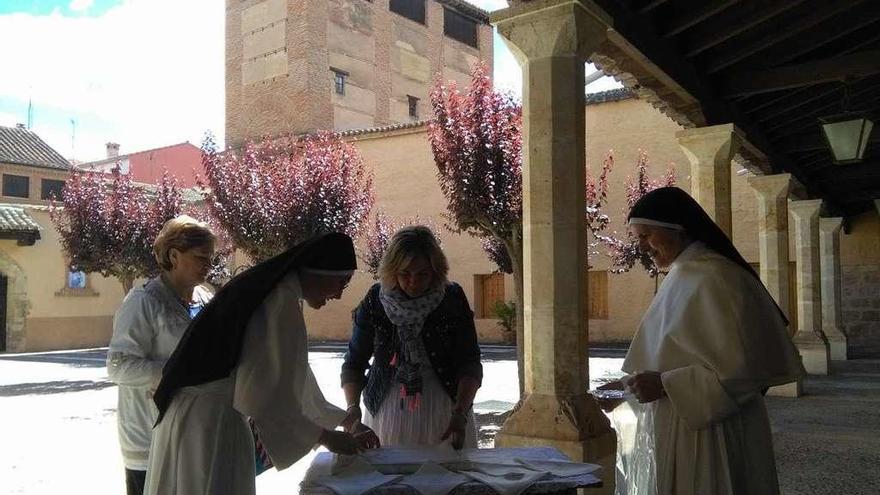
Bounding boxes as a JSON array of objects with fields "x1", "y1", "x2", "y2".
[
  {"x1": 748, "y1": 173, "x2": 802, "y2": 396},
  {"x1": 820, "y1": 217, "x2": 847, "y2": 361},
  {"x1": 676, "y1": 124, "x2": 743, "y2": 236},
  {"x1": 492, "y1": 1, "x2": 615, "y2": 488},
  {"x1": 790, "y1": 199, "x2": 830, "y2": 375}
]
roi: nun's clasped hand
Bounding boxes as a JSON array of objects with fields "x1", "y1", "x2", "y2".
[{"x1": 625, "y1": 371, "x2": 666, "y2": 403}]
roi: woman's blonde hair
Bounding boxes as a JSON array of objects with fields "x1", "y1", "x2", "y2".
[
  {"x1": 153, "y1": 215, "x2": 216, "y2": 271},
  {"x1": 379, "y1": 226, "x2": 448, "y2": 290}
]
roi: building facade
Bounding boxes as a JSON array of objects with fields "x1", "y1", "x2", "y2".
[
  {"x1": 225, "y1": 0, "x2": 493, "y2": 147},
  {"x1": 0, "y1": 125, "x2": 128, "y2": 352},
  {"x1": 77, "y1": 141, "x2": 204, "y2": 188}
]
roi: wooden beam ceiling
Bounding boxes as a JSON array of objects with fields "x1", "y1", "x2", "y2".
[
  {"x1": 702, "y1": 1, "x2": 863, "y2": 74},
  {"x1": 681, "y1": 0, "x2": 807, "y2": 58},
  {"x1": 779, "y1": 132, "x2": 880, "y2": 155},
  {"x1": 660, "y1": 0, "x2": 739, "y2": 38},
  {"x1": 719, "y1": 50, "x2": 880, "y2": 98},
  {"x1": 589, "y1": 0, "x2": 880, "y2": 215},
  {"x1": 739, "y1": 3, "x2": 880, "y2": 71}
]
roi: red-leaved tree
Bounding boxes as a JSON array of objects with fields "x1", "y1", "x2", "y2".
[
  {"x1": 361, "y1": 210, "x2": 441, "y2": 280},
  {"x1": 200, "y1": 131, "x2": 374, "y2": 263},
  {"x1": 597, "y1": 151, "x2": 676, "y2": 280},
  {"x1": 428, "y1": 62, "x2": 526, "y2": 392},
  {"x1": 586, "y1": 153, "x2": 614, "y2": 268},
  {"x1": 50, "y1": 166, "x2": 183, "y2": 294}
]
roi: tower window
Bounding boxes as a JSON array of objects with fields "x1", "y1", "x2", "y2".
[
  {"x1": 332, "y1": 68, "x2": 348, "y2": 95},
  {"x1": 390, "y1": 0, "x2": 425, "y2": 25},
  {"x1": 408, "y1": 95, "x2": 419, "y2": 118},
  {"x1": 444, "y1": 8, "x2": 478, "y2": 48}
]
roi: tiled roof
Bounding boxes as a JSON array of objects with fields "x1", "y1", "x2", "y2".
[
  {"x1": 337, "y1": 89, "x2": 637, "y2": 138},
  {"x1": 584, "y1": 88, "x2": 637, "y2": 105},
  {"x1": 437, "y1": 0, "x2": 490, "y2": 23},
  {"x1": 338, "y1": 120, "x2": 429, "y2": 137},
  {"x1": 0, "y1": 204, "x2": 41, "y2": 233},
  {"x1": 0, "y1": 125, "x2": 70, "y2": 170}
]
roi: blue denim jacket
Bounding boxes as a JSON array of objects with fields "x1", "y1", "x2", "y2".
[{"x1": 341, "y1": 282, "x2": 483, "y2": 415}]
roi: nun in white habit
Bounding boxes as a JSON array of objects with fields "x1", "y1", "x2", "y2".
[
  {"x1": 600, "y1": 187, "x2": 805, "y2": 495},
  {"x1": 145, "y1": 232, "x2": 375, "y2": 495}
]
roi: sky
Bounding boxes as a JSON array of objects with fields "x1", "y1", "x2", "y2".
[{"x1": 0, "y1": 0, "x2": 620, "y2": 163}]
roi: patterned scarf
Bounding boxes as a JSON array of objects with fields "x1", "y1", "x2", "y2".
[{"x1": 379, "y1": 284, "x2": 445, "y2": 410}]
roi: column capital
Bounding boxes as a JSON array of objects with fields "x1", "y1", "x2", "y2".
[
  {"x1": 676, "y1": 123, "x2": 742, "y2": 236},
  {"x1": 675, "y1": 122, "x2": 745, "y2": 144},
  {"x1": 789, "y1": 198, "x2": 824, "y2": 220},
  {"x1": 748, "y1": 173, "x2": 792, "y2": 201},
  {"x1": 819, "y1": 216, "x2": 844, "y2": 235},
  {"x1": 493, "y1": 0, "x2": 612, "y2": 62}
]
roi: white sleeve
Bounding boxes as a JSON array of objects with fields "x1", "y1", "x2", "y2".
[
  {"x1": 661, "y1": 365, "x2": 760, "y2": 431},
  {"x1": 106, "y1": 291, "x2": 163, "y2": 389},
  {"x1": 234, "y1": 284, "x2": 343, "y2": 471}
]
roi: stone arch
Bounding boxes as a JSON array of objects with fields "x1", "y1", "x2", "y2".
[{"x1": 0, "y1": 251, "x2": 29, "y2": 352}]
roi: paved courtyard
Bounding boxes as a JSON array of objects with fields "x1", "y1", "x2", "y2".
[{"x1": 1, "y1": 348, "x2": 877, "y2": 494}]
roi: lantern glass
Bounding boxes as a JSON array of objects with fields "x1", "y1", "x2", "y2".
[{"x1": 820, "y1": 116, "x2": 873, "y2": 164}]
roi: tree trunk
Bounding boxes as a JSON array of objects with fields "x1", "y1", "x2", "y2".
[
  {"x1": 120, "y1": 275, "x2": 134, "y2": 296},
  {"x1": 506, "y1": 229, "x2": 525, "y2": 400}
]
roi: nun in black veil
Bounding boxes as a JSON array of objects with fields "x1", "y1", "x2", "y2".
[
  {"x1": 145, "y1": 232, "x2": 376, "y2": 495},
  {"x1": 599, "y1": 187, "x2": 804, "y2": 495}
]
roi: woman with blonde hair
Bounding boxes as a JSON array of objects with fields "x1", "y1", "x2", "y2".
[
  {"x1": 107, "y1": 215, "x2": 216, "y2": 495},
  {"x1": 341, "y1": 226, "x2": 482, "y2": 450}
]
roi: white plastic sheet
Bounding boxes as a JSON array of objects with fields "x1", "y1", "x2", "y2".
[{"x1": 609, "y1": 398, "x2": 658, "y2": 495}]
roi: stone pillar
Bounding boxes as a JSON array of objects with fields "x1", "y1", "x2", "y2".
[
  {"x1": 676, "y1": 124, "x2": 743, "y2": 236},
  {"x1": 748, "y1": 173, "x2": 802, "y2": 396},
  {"x1": 820, "y1": 217, "x2": 847, "y2": 361},
  {"x1": 790, "y1": 199, "x2": 830, "y2": 375},
  {"x1": 492, "y1": 1, "x2": 615, "y2": 489}
]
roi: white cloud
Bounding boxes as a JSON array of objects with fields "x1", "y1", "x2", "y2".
[
  {"x1": 69, "y1": 0, "x2": 95, "y2": 12},
  {"x1": 0, "y1": 0, "x2": 224, "y2": 161}
]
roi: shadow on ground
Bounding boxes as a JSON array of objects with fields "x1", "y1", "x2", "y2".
[
  {"x1": 0, "y1": 349, "x2": 108, "y2": 369},
  {"x1": 0, "y1": 380, "x2": 115, "y2": 397}
]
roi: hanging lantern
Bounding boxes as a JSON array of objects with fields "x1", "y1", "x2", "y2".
[{"x1": 820, "y1": 113, "x2": 874, "y2": 164}]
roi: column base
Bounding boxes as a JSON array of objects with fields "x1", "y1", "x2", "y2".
[
  {"x1": 826, "y1": 334, "x2": 848, "y2": 361},
  {"x1": 793, "y1": 337, "x2": 830, "y2": 375},
  {"x1": 496, "y1": 393, "x2": 616, "y2": 494},
  {"x1": 767, "y1": 380, "x2": 803, "y2": 397}
]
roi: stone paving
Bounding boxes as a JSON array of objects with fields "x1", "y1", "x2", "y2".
[
  {"x1": 1, "y1": 349, "x2": 878, "y2": 494},
  {"x1": 768, "y1": 360, "x2": 880, "y2": 495}
]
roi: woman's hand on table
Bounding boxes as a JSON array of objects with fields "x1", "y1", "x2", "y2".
[
  {"x1": 340, "y1": 405, "x2": 362, "y2": 433},
  {"x1": 352, "y1": 423, "x2": 381, "y2": 450},
  {"x1": 319, "y1": 429, "x2": 364, "y2": 455},
  {"x1": 441, "y1": 409, "x2": 468, "y2": 450}
]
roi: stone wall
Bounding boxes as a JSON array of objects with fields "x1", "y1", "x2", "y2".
[{"x1": 842, "y1": 264, "x2": 880, "y2": 357}]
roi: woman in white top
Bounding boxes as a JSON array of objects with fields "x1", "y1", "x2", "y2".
[{"x1": 107, "y1": 215, "x2": 216, "y2": 495}]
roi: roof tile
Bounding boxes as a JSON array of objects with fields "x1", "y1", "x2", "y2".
[{"x1": 0, "y1": 125, "x2": 70, "y2": 170}]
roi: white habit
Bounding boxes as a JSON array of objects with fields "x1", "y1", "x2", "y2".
[
  {"x1": 620, "y1": 242, "x2": 804, "y2": 495},
  {"x1": 145, "y1": 272, "x2": 346, "y2": 494}
]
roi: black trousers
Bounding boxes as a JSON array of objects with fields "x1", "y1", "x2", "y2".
[{"x1": 125, "y1": 469, "x2": 146, "y2": 495}]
